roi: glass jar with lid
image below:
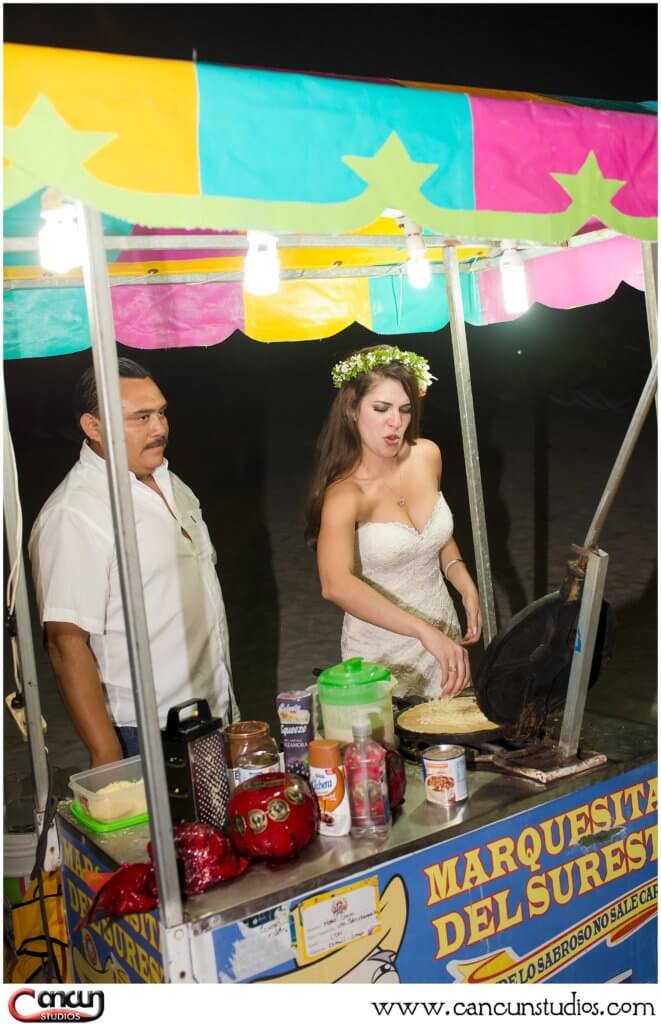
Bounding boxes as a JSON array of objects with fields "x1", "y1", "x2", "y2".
[
  {"x1": 235, "y1": 735, "x2": 280, "y2": 786},
  {"x1": 224, "y1": 721, "x2": 280, "y2": 788}
]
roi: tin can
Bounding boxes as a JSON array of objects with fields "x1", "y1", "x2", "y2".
[{"x1": 422, "y1": 744, "x2": 467, "y2": 804}]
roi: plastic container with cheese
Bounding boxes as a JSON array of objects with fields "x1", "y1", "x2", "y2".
[{"x1": 69, "y1": 755, "x2": 147, "y2": 824}]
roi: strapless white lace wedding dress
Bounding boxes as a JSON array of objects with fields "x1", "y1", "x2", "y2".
[{"x1": 341, "y1": 492, "x2": 461, "y2": 699}]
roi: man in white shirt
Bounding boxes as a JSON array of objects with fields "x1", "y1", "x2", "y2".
[{"x1": 29, "y1": 358, "x2": 238, "y2": 766}]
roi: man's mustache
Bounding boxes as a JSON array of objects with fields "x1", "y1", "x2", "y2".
[{"x1": 144, "y1": 437, "x2": 168, "y2": 450}]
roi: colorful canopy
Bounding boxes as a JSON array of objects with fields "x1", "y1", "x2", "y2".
[{"x1": 3, "y1": 43, "x2": 657, "y2": 358}]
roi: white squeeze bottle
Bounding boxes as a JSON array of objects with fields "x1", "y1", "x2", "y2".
[{"x1": 343, "y1": 715, "x2": 391, "y2": 839}]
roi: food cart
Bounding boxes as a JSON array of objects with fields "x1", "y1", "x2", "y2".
[{"x1": 3, "y1": 43, "x2": 657, "y2": 984}]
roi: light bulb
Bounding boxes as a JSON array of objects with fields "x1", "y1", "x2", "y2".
[
  {"x1": 406, "y1": 249, "x2": 432, "y2": 290},
  {"x1": 38, "y1": 203, "x2": 83, "y2": 274},
  {"x1": 399, "y1": 216, "x2": 432, "y2": 291},
  {"x1": 500, "y1": 248, "x2": 529, "y2": 314},
  {"x1": 243, "y1": 231, "x2": 280, "y2": 296}
]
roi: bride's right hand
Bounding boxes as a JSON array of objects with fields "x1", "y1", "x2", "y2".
[{"x1": 418, "y1": 623, "x2": 470, "y2": 697}]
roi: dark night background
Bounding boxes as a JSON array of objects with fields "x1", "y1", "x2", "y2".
[
  {"x1": 3, "y1": 3, "x2": 658, "y2": 99},
  {"x1": 3, "y1": 5, "x2": 658, "y2": 817}
]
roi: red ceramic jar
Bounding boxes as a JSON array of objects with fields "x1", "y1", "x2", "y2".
[{"x1": 227, "y1": 772, "x2": 319, "y2": 860}]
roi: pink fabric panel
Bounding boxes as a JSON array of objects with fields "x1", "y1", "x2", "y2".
[
  {"x1": 111, "y1": 281, "x2": 245, "y2": 349},
  {"x1": 478, "y1": 235, "x2": 644, "y2": 324},
  {"x1": 471, "y1": 97, "x2": 657, "y2": 217}
]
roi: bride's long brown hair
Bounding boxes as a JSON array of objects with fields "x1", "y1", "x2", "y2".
[{"x1": 304, "y1": 347, "x2": 423, "y2": 547}]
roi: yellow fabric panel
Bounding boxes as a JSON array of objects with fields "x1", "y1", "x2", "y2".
[
  {"x1": 4, "y1": 44, "x2": 199, "y2": 194},
  {"x1": 281, "y1": 244, "x2": 487, "y2": 269},
  {"x1": 244, "y1": 278, "x2": 372, "y2": 342},
  {"x1": 356, "y1": 216, "x2": 404, "y2": 235}
]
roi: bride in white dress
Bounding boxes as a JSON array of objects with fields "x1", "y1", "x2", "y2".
[{"x1": 305, "y1": 345, "x2": 482, "y2": 699}]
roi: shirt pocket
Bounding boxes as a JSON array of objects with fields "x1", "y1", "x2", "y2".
[{"x1": 182, "y1": 508, "x2": 215, "y2": 561}]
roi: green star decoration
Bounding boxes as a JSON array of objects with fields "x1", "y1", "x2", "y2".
[
  {"x1": 343, "y1": 133, "x2": 439, "y2": 210},
  {"x1": 552, "y1": 151, "x2": 626, "y2": 211},
  {"x1": 5, "y1": 96, "x2": 116, "y2": 205},
  {"x1": 3, "y1": 102, "x2": 655, "y2": 243}
]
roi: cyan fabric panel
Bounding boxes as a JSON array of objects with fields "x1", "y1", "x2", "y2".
[
  {"x1": 4, "y1": 287, "x2": 90, "y2": 359},
  {"x1": 460, "y1": 269, "x2": 485, "y2": 326},
  {"x1": 197, "y1": 65, "x2": 475, "y2": 208},
  {"x1": 368, "y1": 269, "x2": 484, "y2": 334}
]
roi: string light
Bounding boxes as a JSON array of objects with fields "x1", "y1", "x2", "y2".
[
  {"x1": 243, "y1": 231, "x2": 280, "y2": 296},
  {"x1": 406, "y1": 247, "x2": 432, "y2": 290},
  {"x1": 38, "y1": 189, "x2": 83, "y2": 274},
  {"x1": 500, "y1": 247, "x2": 530, "y2": 314},
  {"x1": 399, "y1": 217, "x2": 432, "y2": 290}
]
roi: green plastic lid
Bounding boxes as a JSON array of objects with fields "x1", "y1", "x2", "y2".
[
  {"x1": 70, "y1": 800, "x2": 149, "y2": 833},
  {"x1": 317, "y1": 657, "x2": 391, "y2": 706}
]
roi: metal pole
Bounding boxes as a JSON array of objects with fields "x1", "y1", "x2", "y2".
[
  {"x1": 77, "y1": 204, "x2": 184, "y2": 935},
  {"x1": 642, "y1": 241, "x2": 658, "y2": 419},
  {"x1": 583, "y1": 357, "x2": 657, "y2": 550},
  {"x1": 642, "y1": 241, "x2": 658, "y2": 363},
  {"x1": 558, "y1": 548, "x2": 609, "y2": 759},
  {"x1": 3, "y1": 398, "x2": 50, "y2": 816},
  {"x1": 443, "y1": 246, "x2": 498, "y2": 646}
]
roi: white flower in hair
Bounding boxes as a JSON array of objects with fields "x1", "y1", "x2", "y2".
[{"x1": 331, "y1": 347, "x2": 435, "y2": 395}]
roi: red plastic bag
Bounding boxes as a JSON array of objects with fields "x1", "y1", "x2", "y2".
[
  {"x1": 151, "y1": 822, "x2": 251, "y2": 895},
  {"x1": 78, "y1": 863, "x2": 158, "y2": 928}
]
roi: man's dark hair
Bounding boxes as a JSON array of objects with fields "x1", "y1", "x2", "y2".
[{"x1": 74, "y1": 358, "x2": 153, "y2": 423}]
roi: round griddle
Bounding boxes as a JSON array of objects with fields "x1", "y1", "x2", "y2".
[
  {"x1": 473, "y1": 590, "x2": 616, "y2": 738},
  {"x1": 393, "y1": 588, "x2": 615, "y2": 759}
]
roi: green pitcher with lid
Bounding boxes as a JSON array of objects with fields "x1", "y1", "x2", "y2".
[{"x1": 317, "y1": 656, "x2": 395, "y2": 744}]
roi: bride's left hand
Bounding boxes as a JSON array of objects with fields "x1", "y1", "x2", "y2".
[{"x1": 461, "y1": 589, "x2": 483, "y2": 645}]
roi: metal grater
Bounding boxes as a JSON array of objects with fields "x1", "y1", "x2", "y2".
[
  {"x1": 188, "y1": 730, "x2": 230, "y2": 831},
  {"x1": 162, "y1": 699, "x2": 230, "y2": 831}
]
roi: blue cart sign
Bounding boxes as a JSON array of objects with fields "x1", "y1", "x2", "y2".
[
  {"x1": 214, "y1": 762, "x2": 657, "y2": 984},
  {"x1": 59, "y1": 818, "x2": 163, "y2": 984}
]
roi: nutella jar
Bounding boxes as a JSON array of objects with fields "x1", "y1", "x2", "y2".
[{"x1": 224, "y1": 721, "x2": 272, "y2": 789}]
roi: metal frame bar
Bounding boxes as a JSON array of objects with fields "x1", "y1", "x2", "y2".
[
  {"x1": 442, "y1": 246, "x2": 498, "y2": 647},
  {"x1": 583, "y1": 357, "x2": 658, "y2": 550},
  {"x1": 2, "y1": 229, "x2": 623, "y2": 292},
  {"x1": 77, "y1": 204, "x2": 184, "y2": 943},
  {"x1": 558, "y1": 548, "x2": 610, "y2": 759},
  {"x1": 3, "y1": 398, "x2": 50, "y2": 817},
  {"x1": 6, "y1": 264, "x2": 454, "y2": 290},
  {"x1": 642, "y1": 241, "x2": 658, "y2": 363},
  {"x1": 642, "y1": 241, "x2": 658, "y2": 419},
  {"x1": 3, "y1": 227, "x2": 618, "y2": 255}
]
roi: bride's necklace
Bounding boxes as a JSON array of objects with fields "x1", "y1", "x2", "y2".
[
  {"x1": 357, "y1": 456, "x2": 406, "y2": 507},
  {"x1": 396, "y1": 461, "x2": 406, "y2": 507}
]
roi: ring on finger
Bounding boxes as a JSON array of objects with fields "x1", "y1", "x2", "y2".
[{"x1": 448, "y1": 665, "x2": 458, "y2": 672}]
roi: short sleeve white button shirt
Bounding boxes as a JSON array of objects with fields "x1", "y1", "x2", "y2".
[{"x1": 29, "y1": 442, "x2": 236, "y2": 728}]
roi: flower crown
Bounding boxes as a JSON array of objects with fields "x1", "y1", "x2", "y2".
[{"x1": 331, "y1": 347, "x2": 435, "y2": 395}]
